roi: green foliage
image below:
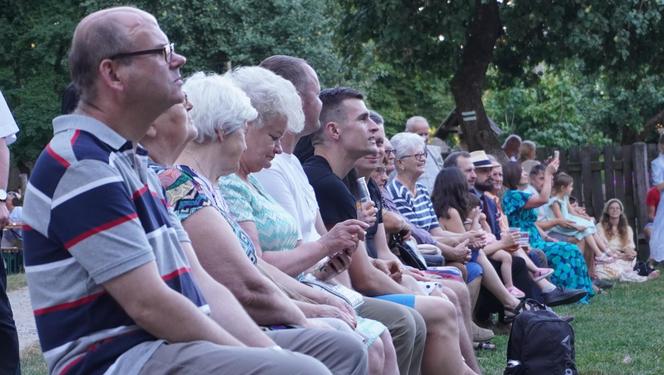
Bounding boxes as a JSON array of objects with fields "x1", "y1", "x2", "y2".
[
  {"x1": 0, "y1": 0, "x2": 343, "y2": 168},
  {"x1": 484, "y1": 65, "x2": 611, "y2": 148},
  {"x1": 342, "y1": 48, "x2": 455, "y2": 137},
  {"x1": 484, "y1": 62, "x2": 664, "y2": 147},
  {"x1": 0, "y1": 0, "x2": 81, "y2": 168},
  {"x1": 338, "y1": 1, "x2": 664, "y2": 147}
]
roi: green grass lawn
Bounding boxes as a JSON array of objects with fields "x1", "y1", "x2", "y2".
[
  {"x1": 15, "y1": 275, "x2": 664, "y2": 375},
  {"x1": 20, "y1": 344, "x2": 48, "y2": 375},
  {"x1": 477, "y1": 276, "x2": 664, "y2": 374},
  {"x1": 7, "y1": 272, "x2": 27, "y2": 292}
]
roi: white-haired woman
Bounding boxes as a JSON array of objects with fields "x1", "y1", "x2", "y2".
[
  {"x1": 218, "y1": 67, "x2": 398, "y2": 375},
  {"x1": 388, "y1": 132, "x2": 446, "y2": 238},
  {"x1": 157, "y1": 72, "x2": 370, "y2": 375}
]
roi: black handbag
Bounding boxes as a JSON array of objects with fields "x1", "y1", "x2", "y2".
[{"x1": 389, "y1": 233, "x2": 427, "y2": 270}]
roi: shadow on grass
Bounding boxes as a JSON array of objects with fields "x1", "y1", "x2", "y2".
[{"x1": 477, "y1": 277, "x2": 664, "y2": 375}]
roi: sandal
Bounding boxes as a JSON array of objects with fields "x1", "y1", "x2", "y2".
[{"x1": 473, "y1": 341, "x2": 496, "y2": 351}]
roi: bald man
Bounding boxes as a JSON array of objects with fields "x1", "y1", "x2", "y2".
[{"x1": 22, "y1": 7, "x2": 332, "y2": 375}]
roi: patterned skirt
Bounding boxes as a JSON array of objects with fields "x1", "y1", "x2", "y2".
[{"x1": 532, "y1": 239, "x2": 595, "y2": 301}]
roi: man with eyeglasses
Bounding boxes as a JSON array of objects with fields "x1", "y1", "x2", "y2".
[
  {"x1": 22, "y1": 6, "x2": 332, "y2": 375},
  {"x1": 404, "y1": 116, "x2": 444, "y2": 193}
]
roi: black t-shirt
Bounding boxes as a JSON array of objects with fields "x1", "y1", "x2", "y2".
[{"x1": 303, "y1": 155, "x2": 357, "y2": 228}]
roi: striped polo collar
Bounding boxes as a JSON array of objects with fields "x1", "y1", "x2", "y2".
[{"x1": 52, "y1": 114, "x2": 132, "y2": 151}]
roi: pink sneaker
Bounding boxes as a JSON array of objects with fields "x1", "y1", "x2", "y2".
[
  {"x1": 507, "y1": 286, "x2": 526, "y2": 298},
  {"x1": 532, "y1": 267, "x2": 554, "y2": 281}
]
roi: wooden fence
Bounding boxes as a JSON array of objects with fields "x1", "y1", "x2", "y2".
[{"x1": 537, "y1": 143, "x2": 652, "y2": 258}]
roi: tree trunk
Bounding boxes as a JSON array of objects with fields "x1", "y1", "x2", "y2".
[{"x1": 450, "y1": 0, "x2": 505, "y2": 160}]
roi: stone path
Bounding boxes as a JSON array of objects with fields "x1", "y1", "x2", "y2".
[{"x1": 8, "y1": 286, "x2": 38, "y2": 351}]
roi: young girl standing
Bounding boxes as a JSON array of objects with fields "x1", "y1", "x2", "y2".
[{"x1": 543, "y1": 172, "x2": 613, "y2": 263}]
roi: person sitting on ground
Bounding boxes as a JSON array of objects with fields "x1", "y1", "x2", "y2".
[
  {"x1": 255, "y1": 55, "x2": 427, "y2": 375},
  {"x1": 219, "y1": 66, "x2": 397, "y2": 375},
  {"x1": 156, "y1": 72, "x2": 369, "y2": 374},
  {"x1": 502, "y1": 160, "x2": 594, "y2": 302},
  {"x1": 518, "y1": 140, "x2": 537, "y2": 162},
  {"x1": 644, "y1": 185, "x2": 659, "y2": 240},
  {"x1": 542, "y1": 172, "x2": 614, "y2": 263},
  {"x1": 594, "y1": 199, "x2": 660, "y2": 282},
  {"x1": 302, "y1": 87, "x2": 479, "y2": 375},
  {"x1": 23, "y1": 7, "x2": 337, "y2": 374}
]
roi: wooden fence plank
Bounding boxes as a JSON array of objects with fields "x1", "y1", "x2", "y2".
[
  {"x1": 568, "y1": 147, "x2": 583, "y2": 205},
  {"x1": 622, "y1": 145, "x2": 636, "y2": 230},
  {"x1": 603, "y1": 146, "x2": 616, "y2": 199},
  {"x1": 614, "y1": 145, "x2": 626, "y2": 204},
  {"x1": 590, "y1": 146, "x2": 604, "y2": 218},
  {"x1": 633, "y1": 143, "x2": 649, "y2": 228},
  {"x1": 580, "y1": 146, "x2": 593, "y2": 213},
  {"x1": 633, "y1": 143, "x2": 650, "y2": 259}
]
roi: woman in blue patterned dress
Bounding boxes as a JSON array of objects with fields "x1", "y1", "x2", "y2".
[{"x1": 502, "y1": 160, "x2": 593, "y2": 301}]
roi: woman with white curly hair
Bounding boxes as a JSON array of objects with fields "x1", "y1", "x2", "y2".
[
  {"x1": 156, "y1": 71, "x2": 372, "y2": 375},
  {"x1": 219, "y1": 67, "x2": 398, "y2": 375}
]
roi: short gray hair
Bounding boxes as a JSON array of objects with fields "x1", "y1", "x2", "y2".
[
  {"x1": 228, "y1": 66, "x2": 304, "y2": 133},
  {"x1": 183, "y1": 72, "x2": 257, "y2": 144},
  {"x1": 405, "y1": 116, "x2": 429, "y2": 132},
  {"x1": 369, "y1": 110, "x2": 384, "y2": 126},
  {"x1": 390, "y1": 132, "x2": 425, "y2": 160}
]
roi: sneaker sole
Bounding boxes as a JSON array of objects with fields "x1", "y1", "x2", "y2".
[{"x1": 545, "y1": 291, "x2": 587, "y2": 307}]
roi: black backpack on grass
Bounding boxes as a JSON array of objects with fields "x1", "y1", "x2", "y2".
[{"x1": 504, "y1": 299, "x2": 577, "y2": 375}]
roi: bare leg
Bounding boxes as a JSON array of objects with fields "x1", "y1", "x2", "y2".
[
  {"x1": 468, "y1": 277, "x2": 482, "y2": 313},
  {"x1": 367, "y1": 336, "x2": 385, "y2": 375},
  {"x1": 439, "y1": 283, "x2": 480, "y2": 373},
  {"x1": 476, "y1": 251, "x2": 520, "y2": 310},
  {"x1": 585, "y1": 234, "x2": 604, "y2": 257},
  {"x1": 379, "y1": 330, "x2": 399, "y2": 375},
  {"x1": 491, "y1": 250, "x2": 514, "y2": 288},
  {"x1": 514, "y1": 248, "x2": 539, "y2": 272},
  {"x1": 414, "y1": 296, "x2": 477, "y2": 375}
]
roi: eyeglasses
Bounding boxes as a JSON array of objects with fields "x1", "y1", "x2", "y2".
[
  {"x1": 384, "y1": 149, "x2": 395, "y2": 156},
  {"x1": 109, "y1": 43, "x2": 175, "y2": 64},
  {"x1": 400, "y1": 152, "x2": 426, "y2": 161}
]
